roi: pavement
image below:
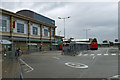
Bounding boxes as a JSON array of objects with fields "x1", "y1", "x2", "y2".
[
  {"x1": 1, "y1": 55, "x2": 21, "y2": 79},
  {"x1": 19, "y1": 47, "x2": 119, "y2": 79}
]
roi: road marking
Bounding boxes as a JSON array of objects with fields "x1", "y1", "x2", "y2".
[
  {"x1": 97, "y1": 54, "x2": 102, "y2": 56},
  {"x1": 65, "y1": 62, "x2": 88, "y2": 69},
  {"x1": 111, "y1": 54, "x2": 116, "y2": 56},
  {"x1": 90, "y1": 54, "x2": 94, "y2": 56},
  {"x1": 109, "y1": 75, "x2": 120, "y2": 79},
  {"x1": 83, "y1": 54, "x2": 88, "y2": 56},
  {"x1": 92, "y1": 56, "x2": 95, "y2": 60},
  {"x1": 78, "y1": 54, "x2": 82, "y2": 56},
  {"x1": 78, "y1": 52, "x2": 82, "y2": 56},
  {"x1": 19, "y1": 58, "x2": 34, "y2": 73},
  {"x1": 104, "y1": 54, "x2": 108, "y2": 56},
  {"x1": 106, "y1": 49, "x2": 109, "y2": 54},
  {"x1": 53, "y1": 57, "x2": 60, "y2": 60}
]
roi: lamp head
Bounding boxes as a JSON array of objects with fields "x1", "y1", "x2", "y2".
[
  {"x1": 58, "y1": 17, "x2": 61, "y2": 19},
  {"x1": 68, "y1": 16, "x2": 71, "y2": 18}
]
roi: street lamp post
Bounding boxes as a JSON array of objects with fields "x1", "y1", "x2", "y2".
[
  {"x1": 59, "y1": 31, "x2": 61, "y2": 35},
  {"x1": 85, "y1": 29, "x2": 91, "y2": 39},
  {"x1": 85, "y1": 28, "x2": 91, "y2": 50},
  {"x1": 58, "y1": 16, "x2": 71, "y2": 39}
]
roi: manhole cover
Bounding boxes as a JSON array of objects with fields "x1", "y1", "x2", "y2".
[{"x1": 65, "y1": 62, "x2": 88, "y2": 69}]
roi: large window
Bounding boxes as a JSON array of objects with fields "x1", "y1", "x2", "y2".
[
  {"x1": 0, "y1": 19, "x2": 7, "y2": 32},
  {"x1": 51, "y1": 29, "x2": 54, "y2": 37},
  {"x1": 44, "y1": 28, "x2": 48, "y2": 37},
  {"x1": 33, "y1": 27, "x2": 38, "y2": 35},
  {"x1": 17, "y1": 23, "x2": 24, "y2": 33}
]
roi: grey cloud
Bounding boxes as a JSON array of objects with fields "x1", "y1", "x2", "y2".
[
  {"x1": 32, "y1": 2, "x2": 69, "y2": 13},
  {"x1": 55, "y1": 2, "x2": 118, "y2": 43},
  {"x1": 0, "y1": 2, "x2": 118, "y2": 43},
  {"x1": 69, "y1": 2, "x2": 117, "y2": 27}
]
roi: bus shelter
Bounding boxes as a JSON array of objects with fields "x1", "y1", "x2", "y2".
[{"x1": 0, "y1": 40, "x2": 15, "y2": 59}]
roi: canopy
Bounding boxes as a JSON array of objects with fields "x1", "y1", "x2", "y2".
[{"x1": 0, "y1": 40, "x2": 12, "y2": 44}]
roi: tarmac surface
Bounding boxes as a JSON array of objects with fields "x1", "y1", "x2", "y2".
[
  {"x1": 1, "y1": 54, "x2": 21, "y2": 79},
  {"x1": 18, "y1": 47, "x2": 119, "y2": 79},
  {"x1": 1, "y1": 47, "x2": 119, "y2": 80}
]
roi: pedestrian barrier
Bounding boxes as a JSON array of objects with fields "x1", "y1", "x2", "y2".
[{"x1": 63, "y1": 42, "x2": 90, "y2": 56}]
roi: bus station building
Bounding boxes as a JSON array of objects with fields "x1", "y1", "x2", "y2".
[{"x1": 0, "y1": 8, "x2": 56, "y2": 54}]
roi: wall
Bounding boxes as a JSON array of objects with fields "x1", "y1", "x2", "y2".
[
  {"x1": 34, "y1": 13, "x2": 55, "y2": 26},
  {"x1": 14, "y1": 41, "x2": 27, "y2": 53},
  {"x1": 42, "y1": 42, "x2": 50, "y2": 51},
  {"x1": 16, "y1": 10, "x2": 55, "y2": 26}
]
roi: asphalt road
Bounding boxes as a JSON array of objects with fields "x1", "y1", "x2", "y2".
[{"x1": 20, "y1": 47, "x2": 119, "y2": 79}]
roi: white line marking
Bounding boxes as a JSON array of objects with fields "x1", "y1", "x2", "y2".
[
  {"x1": 53, "y1": 57, "x2": 60, "y2": 60},
  {"x1": 19, "y1": 58, "x2": 34, "y2": 73},
  {"x1": 92, "y1": 56, "x2": 95, "y2": 60},
  {"x1": 110, "y1": 75, "x2": 120, "y2": 78},
  {"x1": 106, "y1": 49, "x2": 109, "y2": 54},
  {"x1": 78, "y1": 54, "x2": 82, "y2": 56},
  {"x1": 83, "y1": 54, "x2": 88, "y2": 56},
  {"x1": 111, "y1": 54, "x2": 116, "y2": 56},
  {"x1": 78, "y1": 52, "x2": 82, "y2": 56},
  {"x1": 90, "y1": 54, "x2": 94, "y2": 56},
  {"x1": 97, "y1": 54, "x2": 102, "y2": 56},
  {"x1": 104, "y1": 54, "x2": 108, "y2": 56}
]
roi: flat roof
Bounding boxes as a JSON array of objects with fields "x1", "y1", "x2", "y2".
[{"x1": 71, "y1": 39, "x2": 90, "y2": 42}]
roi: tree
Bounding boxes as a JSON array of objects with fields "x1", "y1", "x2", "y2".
[{"x1": 92, "y1": 38, "x2": 97, "y2": 42}]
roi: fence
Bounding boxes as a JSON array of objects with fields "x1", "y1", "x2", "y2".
[{"x1": 63, "y1": 42, "x2": 90, "y2": 56}]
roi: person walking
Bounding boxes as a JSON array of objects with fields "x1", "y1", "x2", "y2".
[{"x1": 15, "y1": 48, "x2": 21, "y2": 59}]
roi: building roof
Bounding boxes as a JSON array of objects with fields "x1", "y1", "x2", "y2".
[
  {"x1": 16, "y1": 10, "x2": 55, "y2": 25},
  {"x1": 55, "y1": 35, "x2": 64, "y2": 38},
  {"x1": 71, "y1": 41, "x2": 90, "y2": 44},
  {"x1": 0, "y1": 8, "x2": 56, "y2": 28},
  {"x1": 71, "y1": 39, "x2": 90, "y2": 42},
  {"x1": 114, "y1": 42, "x2": 119, "y2": 43}
]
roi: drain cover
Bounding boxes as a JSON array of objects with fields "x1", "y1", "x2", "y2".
[{"x1": 65, "y1": 62, "x2": 88, "y2": 69}]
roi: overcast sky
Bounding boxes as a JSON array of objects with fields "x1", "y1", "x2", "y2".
[{"x1": 0, "y1": 0, "x2": 118, "y2": 43}]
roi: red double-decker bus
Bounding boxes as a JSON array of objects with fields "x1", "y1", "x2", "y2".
[{"x1": 91, "y1": 38, "x2": 98, "y2": 50}]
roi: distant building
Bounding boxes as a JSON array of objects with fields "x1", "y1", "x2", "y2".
[
  {"x1": 55, "y1": 35, "x2": 64, "y2": 43},
  {"x1": 71, "y1": 39, "x2": 90, "y2": 42}
]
